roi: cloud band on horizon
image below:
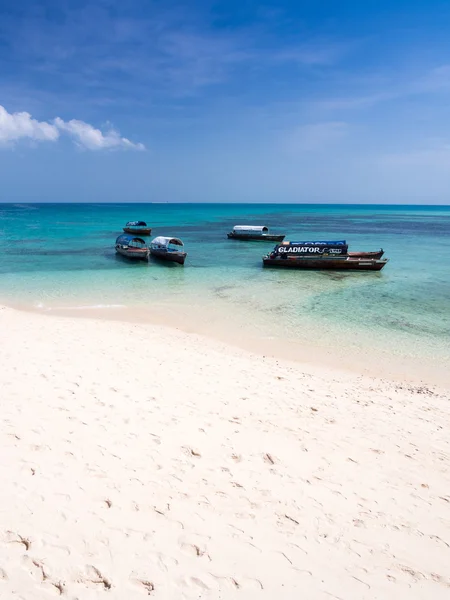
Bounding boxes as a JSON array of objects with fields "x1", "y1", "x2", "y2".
[{"x1": 0, "y1": 105, "x2": 145, "y2": 151}]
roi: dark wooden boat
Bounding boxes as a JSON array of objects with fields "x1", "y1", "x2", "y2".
[
  {"x1": 263, "y1": 240, "x2": 388, "y2": 270},
  {"x1": 227, "y1": 225, "x2": 285, "y2": 242},
  {"x1": 150, "y1": 236, "x2": 186, "y2": 265},
  {"x1": 348, "y1": 249, "x2": 384, "y2": 259},
  {"x1": 263, "y1": 255, "x2": 388, "y2": 270},
  {"x1": 123, "y1": 221, "x2": 152, "y2": 235},
  {"x1": 115, "y1": 234, "x2": 149, "y2": 261}
]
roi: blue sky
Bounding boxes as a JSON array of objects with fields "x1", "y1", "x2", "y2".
[{"x1": 1, "y1": 0, "x2": 450, "y2": 203}]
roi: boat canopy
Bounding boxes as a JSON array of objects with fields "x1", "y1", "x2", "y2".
[
  {"x1": 281, "y1": 240, "x2": 347, "y2": 246},
  {"x1": 116, "y1": 234, "x2": 146, "y2": 246},
  {"x1": 233, "y1": 225, "x2": 269, "y2": 233},
  {"x1": 126, "y1": 220, "x2": 147, "y2": 227},
  {"x1": 151, "y1": 236, "x2": 184, "y2": 247}
]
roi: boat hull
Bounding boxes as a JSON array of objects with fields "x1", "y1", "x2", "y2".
[
  {"x1": 263, "y1": 257, "x2": 388, "y2": 270},
  {"x1": 115, "y1": 246, "x2": 149, "y2": 261},
  {"x1": 227, "y1": 233, "x2": 285, "y2": 241},
  {"x1": 150, "y1": 248, "x2": 187, "y2": 265},
  {"x1": 123, "y1": 227, "x2": 152, "y2": 236},
  {"x1": 348, "y1": 250, "x2": 384, "y2": 259}
]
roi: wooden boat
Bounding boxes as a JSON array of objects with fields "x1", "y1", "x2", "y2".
[
  {"x1": 348, "y1": 249, "x2": 384, "y2": 259},
  {"x1": 115, "y1": 234, "x2": 149, "y2": 261},
  {"x1": 123, "y1": 221, "x2": 152, "y2": 235},
  {"x1": 227, "y1": 225, "x2": 285, "y2": 242},
  {"x1": 263, "y1": 240, "x2": 388, "y2": 271},
  {"x1": 263, "y1": 255, "x2": 388, "y2": 270},
  {"x1": 150, "y1": 236, "x2": 186, "y2": 265}
]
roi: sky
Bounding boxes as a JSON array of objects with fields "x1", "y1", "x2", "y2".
[{"x1": 1, "y1": 0, "x2": 450, "y2": 203}]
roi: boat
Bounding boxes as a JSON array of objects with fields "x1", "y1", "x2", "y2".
[
  {"x1": 263, "y1": 240, "x2": 388, "y2": 271},
  {"x1": 150, "y1": 236, "x2": 187, "y2": 265},
  {"x1": 123, "y1": 221, "x2": 152, "y2": 235},
  {"x1": 115, "y1": 234, "x2": 149, "y2": 261},
  {"x1": 227, "y1": 225, "x2": 285, "y2": 242},
  {"x1": 348, "y1": 249, "x2": 384, "y2": 259}
]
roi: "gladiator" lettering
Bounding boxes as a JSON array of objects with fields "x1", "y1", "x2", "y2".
[{"x1": 277, "y1": 246, "x2": 344, "y2": 255}]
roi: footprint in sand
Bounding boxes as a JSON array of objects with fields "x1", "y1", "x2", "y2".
[
  {"x1": 180, "y1": 543, "x2": 211, "y2": 561},
  {"x1": 3, "y1": 531, "x2": 31, "y2": 551},
  {"x1": 21, "y1": 557, "x2": 66, "y2": 596},
  {"x1": 22, "y1": 556, "x2": 48, "y2": 582},
  {"x1": 149, "y1": 433, "x2": 161, "y2": 445},
  {"x1": 263, "y1": 453, "x2": 276, "y2": 465},
  {"x1": 181, "y1": 575, "x2": 216, "y2": 591},
  {"x1": 43, "y1": 541, "x2": 68, "y2": 558},
  {"x1": 79, "y1": 565, "x2": 112, "y2": 590},
  {"x1": 181, "y1": 446, "x2": 202, "y2": 458},
  {"x1": 211, "y1": 575, "x2": 264, "y2": 590},
  {"x1": 131, "y1": 578, "x2": 155, "y2": 595},
  {"x1": 147, "y1": 551, "x2": 178, "y2": 573}
]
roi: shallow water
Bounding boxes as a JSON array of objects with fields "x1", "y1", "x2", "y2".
[{"x1": 1, "y1": 203, "x2": 449, "y2": 377}]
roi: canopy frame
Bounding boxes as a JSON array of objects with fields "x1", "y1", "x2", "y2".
[
  {"x1": 125, "y1": 221, "x2": 148, "y2": 227},
  {"x1": 150, "y1": 236, "x2": 184, "y2": 248},
  {"x1": 232, "y1": 225, "x2": 269, "y2": 234},
  {"x1": 116, "y1": 234, "x2": 147, "y2": 247}
]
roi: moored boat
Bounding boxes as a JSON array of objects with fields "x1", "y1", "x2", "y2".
[
  {"x1": 227, "y1": 225, "x2": 285, "y2": 242},
  {"x1": 115, "y1": 234, "x2": 149, "y2": 261},
  {"x1": 263, "y1": 255, "x2": 388, "y2": 270},
  {"x1": 263, "y1": 240, "x2": 388, "y2": 271},
  {"x1": 150, "y1": 236, "x2": 187, "y2": 265},
  {"x1": 348, "y1": 249, "x2": 384, "y2": 259},
  {"x1": 123, "y1": 221, "x2": 152, "y2": 235}
]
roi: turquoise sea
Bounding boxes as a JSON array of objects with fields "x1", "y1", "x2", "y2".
[{"x1": 1, "y1": 203, "x2": 449, "y2": 380}]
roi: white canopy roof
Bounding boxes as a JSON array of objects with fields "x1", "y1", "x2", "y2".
[
  {"x1": 232, "y1": 225, "x2": 269, "y2": 233},
  {"x1": 151, "y1": 236, "x2": 184, "y2": 247}
]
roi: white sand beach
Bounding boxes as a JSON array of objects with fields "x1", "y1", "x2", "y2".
[{"x1": 0, "y1": 305, "x2": 449, "y2": 599}]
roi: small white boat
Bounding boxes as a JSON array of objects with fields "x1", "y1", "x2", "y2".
[
  {"x1": 227, "y1": 225, "x2": 285, "y2": 241},
  {"x1": 150, "y1": 236, "x2": 186, "y2": 265}
]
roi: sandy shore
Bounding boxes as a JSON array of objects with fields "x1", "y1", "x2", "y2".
[{"x1": 0, "y1": 305, "x2": 449, "y2": 599}]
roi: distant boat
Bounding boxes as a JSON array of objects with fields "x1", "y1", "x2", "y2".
[
  {"x1": 150, "y1": 236, "x2": 187, "y2": 265},
  {"x1": 123, "y1": 221, "x2": 152, "y2": 235},
  {"x1": 263, "y1": 240, "x2": 388, "y2": 271},
  {"x1": 115, "y1": 234, "x2": 149, "y2": 261},
  {"x1": 227, "y1": 225, "x2": 285, "y2": 242}
]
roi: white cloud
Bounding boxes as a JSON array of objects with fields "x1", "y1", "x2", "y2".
[
  {"x1": 0, "y1": 105, "x2": 59, "y2": 143},
  {"x1": 53, "y1": 117, "x2": 145, "y2": 151},
  {"x1": 0, "y1": 104, "x2": 144, "y2": 151}
]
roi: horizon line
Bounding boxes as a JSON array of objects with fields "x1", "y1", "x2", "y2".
[{"x1": 1, "y1": 201, "x2": 449, "y2": 207}]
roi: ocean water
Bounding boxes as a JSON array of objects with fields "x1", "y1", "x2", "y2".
[{"x1": 1, "y1": 203, "x2": 449, "y2": 378}]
